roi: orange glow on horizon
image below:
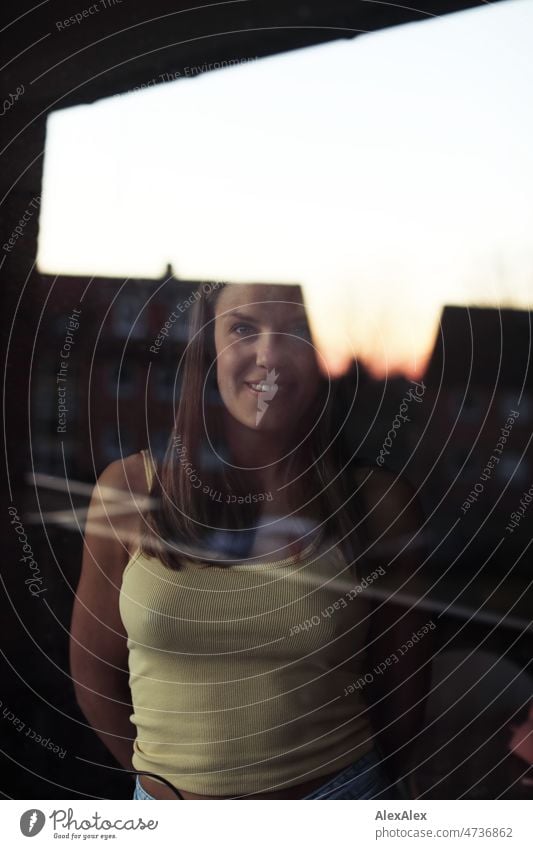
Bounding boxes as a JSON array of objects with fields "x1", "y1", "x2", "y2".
[{"x1": 315, "y1": 342, "x2": 432, "y2": 382}]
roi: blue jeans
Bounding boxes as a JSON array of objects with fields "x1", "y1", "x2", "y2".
[{"x1": 133, "y1": 749, "x2": 399, "y2": 800}]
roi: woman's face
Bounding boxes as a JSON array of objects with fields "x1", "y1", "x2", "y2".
[{"x1": 213, "y1": 285, "x2": 322, "y2": 434}]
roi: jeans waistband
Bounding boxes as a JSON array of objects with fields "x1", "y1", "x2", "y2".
[
  {"x1": 133, "y1": 749, "x2": 398, "y2": 800},
  {"x1": 303, "y1": 748, "x2": 393, "y2": 799}
]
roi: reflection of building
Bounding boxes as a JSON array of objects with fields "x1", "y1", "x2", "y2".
[
  {"x1": 413, "y1": 305, "x2": 532, "y2": 571},
  {"x1": 32, "y1": 287, "x2": 533, "y2": 577},
  {"x1": 36, "y1": 269, "x2": 326, "y2": 479},
  {"x1": 33, "y1": 266, "x2": 203, "y2": 479}
]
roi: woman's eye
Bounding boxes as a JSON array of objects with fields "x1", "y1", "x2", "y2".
[
  {"x1": 292, "y1": 324, "x2": 311, "y2": 338},
  {"x1": 231, "y1": 323, "x2": 255, "y2": 336}
]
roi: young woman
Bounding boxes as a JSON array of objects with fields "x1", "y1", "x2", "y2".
[{"x1": 70, "y1": 282, "x2": 431, "y2": 799}]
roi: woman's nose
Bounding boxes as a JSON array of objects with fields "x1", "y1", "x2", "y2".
[{"x1": 255, "y1": 331, "x2": 281, "y2": 369}]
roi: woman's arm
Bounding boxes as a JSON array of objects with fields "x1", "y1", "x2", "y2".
[
  {"x1": 69, "y1": 454, "x2": 146, "y2": 774},
  {"x1": 356, "y1": 468, "x2": 434, "y2": 787}
]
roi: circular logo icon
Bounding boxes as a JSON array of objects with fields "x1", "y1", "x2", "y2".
[{"x1": 20, "y1": 809, "x2": 46, "y2": 837}]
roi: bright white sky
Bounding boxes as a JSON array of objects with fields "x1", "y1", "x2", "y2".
[{"x1": 37, "y1": 0, "x2": 533, "y2": 378}]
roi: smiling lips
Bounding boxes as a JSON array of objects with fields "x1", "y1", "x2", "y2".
[
  {"x1": 245, "y1": 381, "x2": 282, "y2": 395},
  {"x1": 249, "y1": 381, "x2": 275, "y2": 391}
]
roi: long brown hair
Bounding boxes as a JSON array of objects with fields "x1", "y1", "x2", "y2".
[{"x1": 141, "y1": 282, "x2": 369, "y2": 570}]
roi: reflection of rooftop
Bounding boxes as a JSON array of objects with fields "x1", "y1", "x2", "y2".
[{"x1": 424, "y1": 305, "x2": 532, "y2": 389}]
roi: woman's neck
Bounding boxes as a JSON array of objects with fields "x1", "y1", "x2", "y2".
[
  {"x1": 222, "y1": 415, "x2": 290, "y2": 472},
  {"x1": 221, "y1": 412, "x2": 315, "y2": 500}
]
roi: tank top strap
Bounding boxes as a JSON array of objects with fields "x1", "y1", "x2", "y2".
[{"x1": 140, "y1": 449, "x2": 155, "y2": 489}]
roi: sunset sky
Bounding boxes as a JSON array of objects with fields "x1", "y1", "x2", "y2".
[{"x1": 37, "y1": 0, "x2": 533, "y2": 378}]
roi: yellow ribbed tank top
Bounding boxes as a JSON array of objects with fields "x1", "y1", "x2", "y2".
[{"x1": 119, "y1": 450, "x2": 375, "y2": 795}]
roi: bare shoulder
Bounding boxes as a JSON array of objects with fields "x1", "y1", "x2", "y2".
[
  {"x1": 72, "y1": 453, "x2": 151, "y2": 677},
  {"x1": 350, "y1": 465, "x2": 427, "y2": 599},
  {"x1": 86, "y1": 451, "x2": 151, "y2": 560},
  {"x1": 96, "y1": 451, "x2": 149, "y2": 496}
]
